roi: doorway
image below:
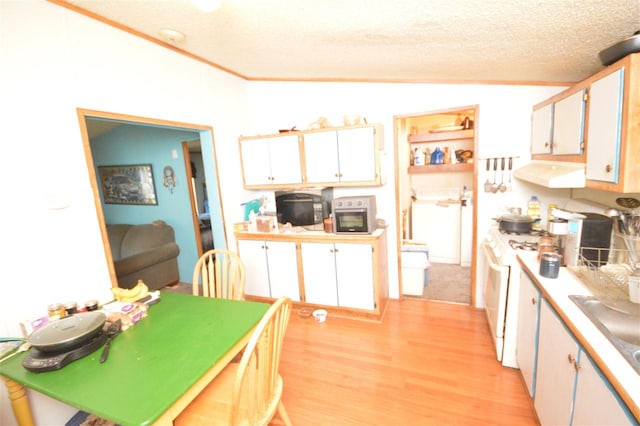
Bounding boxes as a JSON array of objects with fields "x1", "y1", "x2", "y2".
[
  {"x1": 394, "y1": 106, "x2": 479, "y2": 305},
  {"x1": 77, "y1": 109, "x2": 227, "y2": 288}
]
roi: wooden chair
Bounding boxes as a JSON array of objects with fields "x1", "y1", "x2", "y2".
[
  {"x1": 192, "y1": 249, "x2": 246, "y2": 300},
  {"x1": 175, "y1": 297, "x2": 293, "y2": 426}
]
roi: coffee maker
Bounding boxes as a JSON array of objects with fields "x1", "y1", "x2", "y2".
[
  {"x1": 547, "y1": 209, "x2": 570, "y2": 266},
  {"x1": 564, "y1": 212, "x2": 613, "y2": 267}
]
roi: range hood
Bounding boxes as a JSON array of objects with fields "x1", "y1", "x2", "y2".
[{"x1": 513, "y1": 160, "x2": 586, "y2": 188}]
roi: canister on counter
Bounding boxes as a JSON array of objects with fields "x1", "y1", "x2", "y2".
[
  {"x1": 323, "y1": 217, "x2": 333, "y2": 233},
  {"x1": 540, "y1": 252, "x2": 562, "y2": 279}
]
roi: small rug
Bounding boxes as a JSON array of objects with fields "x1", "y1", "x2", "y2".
[{"x1": 422, "y1": 262, "x2": 471, "y2": 304}]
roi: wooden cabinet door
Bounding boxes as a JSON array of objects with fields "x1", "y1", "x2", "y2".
[
  {"x1": 516, "y1": 271, "x2": 540, "y2": 398},
  {"x1": 552, "y1": 89, "x2": 586, "y2": 155},
  {"x1": 586, "y1": 67, "x2": 624, "y2": 184},
  {"x1": 572, "y1": 349, "x2": 634, "y2": 425},
  {"x1": 531, "y1": 103, "x2": 553, "y2": 154},
  {"x1": 301, "y1": 243, "x2": 338, "y2": 306},
  {"x1": 267, "y1": 135, "x2": 302, "y2": 185},
  {"x1": 334, "y1": 243, "x2": 374, "y2": 310},
  {"x1": 240, "y1": 135, "x2": 301, "y2": 187},
  {"x1": 237, "y1": 240, "x2": 271, "y2": 297},
  {"x1": 240, "y1": 138, "x2": 273, "y2": 186},
  {"x1": 265, "y1": 241, "x2": 300, "y2": 301},
  {"x1": 303, "y1": 131, "x2": 340, "y2": 183},
  {"x1": 534, "y1": 301, "x2": 579, "y2": 426},
  {"x1": 336, "y1": 127, "x2": 377, "y2": 183}
]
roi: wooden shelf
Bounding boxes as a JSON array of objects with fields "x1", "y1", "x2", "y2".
[
  {"x1": 408, "y1": 129, "x2": 474, "y2": 143},
  {"x1": 408, "y1": 163, "x2": 474, "y2": 174}
]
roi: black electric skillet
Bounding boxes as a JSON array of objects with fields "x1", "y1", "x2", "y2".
[{"x1": 23, "y1": 312, "x2": 109, "y2": 372}]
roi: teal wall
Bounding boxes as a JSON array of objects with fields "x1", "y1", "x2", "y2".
[{"x1": 91, "y1": 123, "x2": 208, "y2": 284}]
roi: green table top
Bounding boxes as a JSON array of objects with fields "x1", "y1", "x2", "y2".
[{"x1": 0, "y1": 293, "x2": 269, "y2": 426}]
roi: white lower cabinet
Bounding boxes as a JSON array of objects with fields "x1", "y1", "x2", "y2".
[
  {"x1": 573, "y1": 350, "x2": 634, "y2": 425},
  {"x1": 533, "y1": 299, "x2": 633, "y2": 425},
  {"x1": 535, "y1": 300, "x2": 579, "y2": 425},
  {"x1": 301, "y1": 242, "x2": 375, "y2": 310},
  {"x1": 237, "y1": 240, "x2": 300, "y2": 301},
  {"x1": 516, "y1": 271, "x2": 540, "y2": 398}
]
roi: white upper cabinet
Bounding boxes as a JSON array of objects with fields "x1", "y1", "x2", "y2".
[
  {"x1": 304, "y1": 126, "x2": 380, "y2": 186},
  {"x1": 240, "y1": 124, "x2": 382, "y2": 189},
  {"x1": 240, "y1": 134, "x2": 302, "y2": 188},
  {"x1": 531, "y1": 89, "x2": 585, "y2": 156},
  {"x1": 586, "y1": 67, "x2": 624, "y2": 184},
  {"x1": 303, "y1": 131, "x2": 341, "y2": 183},
  {"x1": 531, "y1": 103, "x2": 553, "y2": 155},
  {"x1": 552, "y1": 89, "x2": 585, "y2": 155}
]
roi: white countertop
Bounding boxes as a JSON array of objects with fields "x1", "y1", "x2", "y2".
[{"x1": 517, "y1": 251, "x2": 640, "y2": 420}]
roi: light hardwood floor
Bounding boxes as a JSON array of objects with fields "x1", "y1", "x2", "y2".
[{"x1": 276, "y1": 298, "x2": 538, "y2": 425}]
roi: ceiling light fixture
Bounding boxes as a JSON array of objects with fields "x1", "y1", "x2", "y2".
[
  {"x1": 191, "y1": 0, "x2": 223, "y2": 12},
  {"x1": 159, "y1": 28, "x2": 186, "y2": 43}
]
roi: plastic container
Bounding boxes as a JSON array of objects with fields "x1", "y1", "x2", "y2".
[
  {"x1": 414, "y1": 148, "x2": 425, "y2": 166},
  {"x1": 401, "y1": 251, "x2": 430, "y2": 296}
]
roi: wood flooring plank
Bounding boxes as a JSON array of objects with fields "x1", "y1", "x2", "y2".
[{"x1": 275, "y1": 298, "x2": 537, "y2": 425}]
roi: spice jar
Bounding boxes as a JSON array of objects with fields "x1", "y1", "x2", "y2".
[
  {"x1": 48, "y1": 303, "x2": 67, "y2": 319},
  {"x1": 84, "y1": 299, "x2": 99, "y2": 311},
  {"x1": 64, "y1": 302, "x2": 78, "y2": 315}
]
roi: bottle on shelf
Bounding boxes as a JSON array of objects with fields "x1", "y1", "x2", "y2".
[
  {"x1": 430, "y1": 147, "x2": 444, "y2": 165},
  {"x1": 443, "y1": 147, "x2": 451, "y2": 164},
  {"x1": 414, "y1": 148, "x2": 425, "y2": 166}
]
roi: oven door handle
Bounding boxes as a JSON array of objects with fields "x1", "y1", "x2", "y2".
[{"x1": 481, "y1": 242, "x2": 506, "y2": 272}]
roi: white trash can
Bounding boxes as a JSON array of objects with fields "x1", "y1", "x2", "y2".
[{"x1": 401, "y1": 251, "x2": 430, "y2": 296}]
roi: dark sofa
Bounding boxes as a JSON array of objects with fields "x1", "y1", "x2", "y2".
[{"x1": 107, "y1": 220, "x2": 180, "y2": 290}]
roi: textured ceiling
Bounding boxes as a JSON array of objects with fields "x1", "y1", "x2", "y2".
[{"x1": 58, "y1": 0, "x2": 639, "y2": 84}]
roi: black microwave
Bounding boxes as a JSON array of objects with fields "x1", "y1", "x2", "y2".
[
  {"x1": 275, "y1": 189, "x2": 332, "y2": 227},
  {"x1": 332, "y1": 196, "x2": 377, "y2": 234}
]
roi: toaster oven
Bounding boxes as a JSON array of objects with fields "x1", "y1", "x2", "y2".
[{"x1": 332, "y1": 196, "x2": 377, "y2": 234}]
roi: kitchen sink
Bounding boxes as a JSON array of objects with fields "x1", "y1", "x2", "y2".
[{"x1": 569, "y1": 295, "x2": 640, "y2": 374}]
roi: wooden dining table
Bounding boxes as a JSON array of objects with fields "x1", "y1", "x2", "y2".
[{"x1": 0, "y1": 292, "x2": 270, "y2": 425}]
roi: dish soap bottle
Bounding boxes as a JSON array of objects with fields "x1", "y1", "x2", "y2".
[{"x1": 527, "y1": 195, "x2": 541, "y2": 230}]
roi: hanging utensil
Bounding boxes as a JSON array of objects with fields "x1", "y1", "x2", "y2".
[
  {"x1": 484, "y1": 158, "x2": 492, "y2": 192},
  {"x1": 491, "y1": 158, "x2": 499, "y2": 193},
  {"x1": 507, "y1": 157, "x2": 513, "y2": 191},
  {"x1": 498, "y1": 157, "x2": 507, "y2": 193}
]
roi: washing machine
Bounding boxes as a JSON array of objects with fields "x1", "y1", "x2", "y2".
[{"x1": 411, "y1": 188, "x2": 461, "y2": 264}]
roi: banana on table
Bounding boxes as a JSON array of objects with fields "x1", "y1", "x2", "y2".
[{"x1": 111, "y1": 280, "x2": 149, "y2": 302}]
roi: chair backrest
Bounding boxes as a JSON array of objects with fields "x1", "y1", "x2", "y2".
[
  {"x1": 231, "y1": 297, "x2": 292, "y2": 425},
  {"x1": 192, "y1": 249, "x2": 246, "y2": 300}
]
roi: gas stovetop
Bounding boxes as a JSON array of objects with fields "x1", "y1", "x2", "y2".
[{"x1": 486, "y1": 226, "x2": 544, "y2": 266}]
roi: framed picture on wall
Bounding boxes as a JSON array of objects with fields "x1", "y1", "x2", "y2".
[{"x1": 98, "y1": 164, "x2": 158, "y2": 205}]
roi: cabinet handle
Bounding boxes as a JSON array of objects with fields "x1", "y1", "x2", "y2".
[
  {"x1": 530, "y1": 297, "x2": 537, "y2": 305},
  {"x1": 334, "y1": 173, "x2": 340, "y2": 177},
  {"x1": 605, "y1": 164, "x2": 612, "y2": 173},
  {"x1": 545, "y1": 142, "x2": 550, "y2": 148},
  {"x1": 568, "y1": 354, "x2": 581, "y2": 372}
]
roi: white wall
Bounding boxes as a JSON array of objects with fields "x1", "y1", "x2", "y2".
[
  {"x1": 1, "y1": 2, "x2": 249, "y2": 424},
  {"x1": 1, "y1": 1, "x2": 568, "y2": 424},
  {"x1": 243, "y1": 81, "x2": 566, "y2": 303}
]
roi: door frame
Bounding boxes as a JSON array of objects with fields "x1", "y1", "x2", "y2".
[
  {"x1": 393, "y1": 105, "x2": 479, "y2": 305},
  {"x1": 76, "y1": 108, "x2": 227, "y2": 287}
]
